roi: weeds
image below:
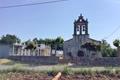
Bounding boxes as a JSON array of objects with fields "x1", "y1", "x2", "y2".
[
  {"x1": 62, "y1": 67, "x2": 73, "y2": 75},
  {"x1": 1, "y1": 66, "x2": 120, "y2": 76}
]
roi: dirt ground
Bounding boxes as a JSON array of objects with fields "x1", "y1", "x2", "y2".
[
  {"x1": 2, "y1": 73, "x2": 120, "y2": 80},
  {"x1": 60, "y1": 74, "x2": 120, "y2": 80}
]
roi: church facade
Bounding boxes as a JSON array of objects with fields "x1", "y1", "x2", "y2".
[{"x1": 63, "y1": 14, "x2": 101, "y2": 59}]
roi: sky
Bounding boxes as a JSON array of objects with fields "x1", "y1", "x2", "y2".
[{"x1": 0, "y1": 0, "x2": 120, "y2": 47}]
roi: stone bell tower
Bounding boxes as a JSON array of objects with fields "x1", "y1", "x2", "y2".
[
  {"x1": 73, "y1": 14, "x2": 89, "y2": 37},
  {"x1": 63, "y1": 14, "x2": 101, "y2": 59}
]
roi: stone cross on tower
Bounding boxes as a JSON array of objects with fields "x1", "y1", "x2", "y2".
[{"x1": 73, "y1": 14, "x2": 88, "y2": 36}]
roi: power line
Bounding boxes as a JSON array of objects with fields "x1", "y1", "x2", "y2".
[
  {"x1": 0, "y1": 0, "x2": 69, "y2": 9},
  {"x1": 103, "y1": 26, "x2": 120, "y2": 40}
]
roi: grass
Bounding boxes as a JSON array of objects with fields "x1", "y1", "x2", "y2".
[
  {"x1": 45, "y1": 66, "x2": 120, "y2": 75},
  {"x1": 1, "y1": 59, "x2": 120, "y2": 75},
  {"x1": 0, "y1": 66, "x2": 120, "y2": 75},
  {"x1": 1, "y1": 66, "x2": 120, "y2": 80},
  {"x1": 0, "y1": 61, "x2": 120, "y2": 75},
  {"x1": 0, "y1": 59, "x2": 13, "y2": 65},
  {"x1": 0, "y1": 59, "x2": 30, "y2": 67}
]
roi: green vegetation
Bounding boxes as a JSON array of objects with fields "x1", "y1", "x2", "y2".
[
  {"x1": 81, "y1": 40, "x2": 117, "y2": 57},
  {"x1": 0, "y1": 66, "x2": 120, "y2": 75},
  {"x1": 113, "y1": 39, "x2": 120, "y2": 56},
  {"x1": 0, "y1": 34, "x2": 21, "y2": 44},
  {"x1": 1, "y1": 63, "x2": 120, "y2": 79},
  {"x1": 0, "y1": 68, "x2": 120, "y2": 80},
  {"x1": 25, "y1": 41, "x2": 36, "y2": 50},
  {"x1": 113, "y1": 39, "x2": 120, "y2": 48},
  {"x1": 0, "y1": 34, "x2": 64, "y2": 50},
  {"x1": 81, "y1": 42, "x2": 101, "y2": 52},
  {"x1": 23, "y1": 36, "x2": 64, "y2": 50},
  {"x1": 101, "y1": 40, "x2": 117, "y2": 57}
]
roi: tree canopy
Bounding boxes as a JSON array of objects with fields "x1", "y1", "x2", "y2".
[
  {"x1": 25, "y1": 41, "x2": 36, "y2": 50},
  {"x1": 24, "y1": 36, "x2": 64, "y2": 50},
  {"x1": 0, "y1": 34, "x2": 21, "y2": 44},
  {"x1": 113, "y1": 39, "x2": 120, "y2": 48},
  {"x1": 101, "y1": 40, "x2": 117, "y2": 57},
  {"x1": 81, "y1": 42, "x2": 101, "y2": 52}
]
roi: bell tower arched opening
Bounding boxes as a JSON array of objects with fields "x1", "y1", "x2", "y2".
[{"x1": 73, "y1": 14, "x2": 89, "y2": 36}]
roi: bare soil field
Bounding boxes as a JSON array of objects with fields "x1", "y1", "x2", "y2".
[
  {"x1": 60, "y1": 74, "x2": 120, "y2": 80},
  {"x1": 1, "y1": 72, "x2": 120, "y2": 80}
]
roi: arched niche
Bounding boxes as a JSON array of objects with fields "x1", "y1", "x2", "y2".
[{"x1": 77, "y1": 50, "x2": 84, "y2": 57}]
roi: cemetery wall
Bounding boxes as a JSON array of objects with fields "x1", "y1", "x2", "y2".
[
  {"x1": 72, "y1": 57, "x2": 120, "y2": 66},
  {"x1": 9, "y1": 56, "x2": 59, "y2": 64}
]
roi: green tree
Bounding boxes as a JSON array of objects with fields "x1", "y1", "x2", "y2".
[
  {"x1": 113, "y1": 39, "x2": 120, "y2": 57},
  {"x1": 0, "y1": 34, "x2": 21, "y2": 44},
  {"x1": 24, "y1": 39, "x2": 31, "y2": 45},
  {"x1": 51, "y1": 39, "x2": 56, "y2": 49},
  {"x1": 44, "y1": 38, "x2": 53, "y2": 45},
  {"x1": 55, "y1": 37, "x2": 64, "y2": 50},
  {"x1": 25, "y1": 41, "x2": 36, "y2": 50},
  {"x1": 33, "y1": 38, "x2": 38, "y2": 44},
  {"x1": 101, "y1": 40, "x2": 117, "y2": 57},
  {"x1": 38, "y1": 38, "x2": 45, "y2": 44},
  {"x1": 81, "y1": 42, "x2": 101, "y2": 53},
  {"x1": 27, "y1": 37, "x2": 64, "y2": 51},
  {"x1": 113, "y1": 39, "x2": 120, "y2": 48}
]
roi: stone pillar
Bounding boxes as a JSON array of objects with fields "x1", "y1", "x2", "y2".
[
  {"x1": 80, "y1": 26, "x2": 82, "y2": 35},
  {"x1": 85, "y1": 24, "x2": 88, "y2": 35},
  {"x1": 74, "y1": 24, "x2": 77, "y2": 35},
  {"x1": 24, "y1": 49, "x2": 26, "y2": 56}
]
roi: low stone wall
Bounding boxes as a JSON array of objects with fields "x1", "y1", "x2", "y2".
[
  {"x1": 9, "y1": 56, "x2": 59, "y2": 64},
  {"x1": 9, "y1": 56, "x2": 120, "y2": 66},
  {"x1": 73, "y1": 57, "x2": 120, "y2": 66}
]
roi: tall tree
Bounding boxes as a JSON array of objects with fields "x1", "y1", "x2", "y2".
[
  {"x1": 55, "y1": 37, "x2": 64, "y2": 50},
  {"x1": 25, "y1": 37, "x2": 64, "y2": 50},
  {"x1": 38, "y1": 38, "x2": 45, "y2": 44},
  {"x1": 33, "y1": 38, "x2": 38, "y2": 44},
  {"x1": 101, "y1": 40, "x2": 117, "y2": 57},
  {"x1": 113, "y1": 39, "x2": 120, "y2": 48},
  {"x1": 113, "y1": 39, "x2": 120, "y2": 57},
  {"x1": 25, "y1": 41, "x2": 36, "y2": 50},
  {"x1": 0, "y1": 34, "x2": 21, "y2": 44}
]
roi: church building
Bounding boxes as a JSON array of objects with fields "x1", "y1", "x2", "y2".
[{"x1": 63, "y1": 14, "x2": 101, "y2": 59}]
